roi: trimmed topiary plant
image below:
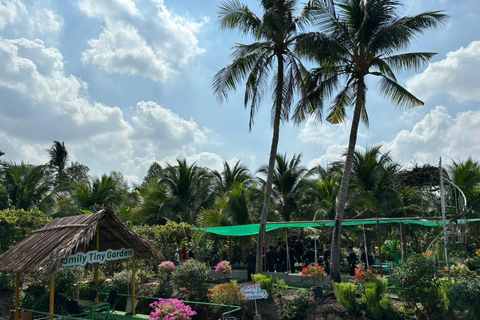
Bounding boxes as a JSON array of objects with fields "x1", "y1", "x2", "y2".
[{"x1": 172, "y1": 259, "x2": 210, "y2": 300}]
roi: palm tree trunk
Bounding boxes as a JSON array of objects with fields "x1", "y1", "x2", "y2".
[
  {"x1": 256, "y1": 55, "x2": 284, "y2": 273},
  {"x1": 329, "y1": 78, "x2": 365, "y2": 284}
]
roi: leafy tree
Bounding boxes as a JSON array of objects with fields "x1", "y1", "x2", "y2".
[
  {"x1": 0, "y1": 208, "x2": 50, "y2": 252},
  {"x1": 143, "y1": 162, "x2": 163, "y2": 185},
  {"x1": 65, "y1": 161, "x2": 90, "y2": 184},
  {"x1": 296, "y1": 0, "x2": 447, "y2": 282},
  {"x1": 213, "y1": 160, "x2": 252, "y2": 194},
  {"x1": 213, "y1": 0, "x2": 319, "y2": 272},
  {"x1": 133, "y1": 180, "x2": 167, "y2": 224},
  {"x1": 447, "y1": 157, "x2": 480, "y2": 215}
]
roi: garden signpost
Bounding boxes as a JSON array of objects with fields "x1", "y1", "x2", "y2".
[{"x1": 241, "y1": 284, "x2": 268, "y2": 317}]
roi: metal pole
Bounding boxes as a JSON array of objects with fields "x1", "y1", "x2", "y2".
[
  {"x1": 377, "y1": 221, "x2": 383, "y2": 277},
  {"x1": 362, "y1": 224, "x2": 369, "y2": 269},
  {"x1": 439, "y1": 157, "x2": 452, "y2": 280},
  {"x1": 49, "y1": 274, "x2": 55, "y2": 320},
  {"x1": 286, "y1": 227, "x2": 290, "y2": 273}
]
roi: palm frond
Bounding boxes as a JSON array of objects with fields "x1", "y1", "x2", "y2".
[
  {"x1": 383, "y1": 52, "x2": 436, "y2": 72},
  {"x1": 378, "y1": 76, "x2": 423, "y2": 109},
  {"x1": 218, "y1": 0, "x2": 261, "y2": 35}
]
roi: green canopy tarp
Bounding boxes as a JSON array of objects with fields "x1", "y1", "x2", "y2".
[{"x1": 195, "y1": 218, "x2": 480, "y2": 236}]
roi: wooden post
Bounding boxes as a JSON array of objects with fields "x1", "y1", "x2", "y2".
[
  {"x1": 377, "y1": 221, "x2": 383, "y2": 277},
  {"x1": 95, "y1": 224, "x2": 100, "y2": 288},
  {"x1": 132, "y1": 254, "x2": 136, "y2": 314},
  {"x1": 49, "y1": 274, "x2": 55, "y2": 320},
  {"x1": 15, "y1": 273, "x2": 20, "y2": 320}
]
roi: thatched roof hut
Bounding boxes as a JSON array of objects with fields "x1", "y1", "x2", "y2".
[{"x1": 0, "y1": 207, "x2": 162, "y2": 276}]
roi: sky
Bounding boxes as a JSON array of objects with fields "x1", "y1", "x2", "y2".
[{"x1": 0, "y1": 0, "x2": 479, "y2": 185}]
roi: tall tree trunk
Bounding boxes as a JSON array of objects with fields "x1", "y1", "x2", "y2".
[
  {"x1": 256, "y1": 55, "x2": 284, "y2": 273},
  {"x1": 329, "y1": 78, "x2": 365, "y2": 284}
]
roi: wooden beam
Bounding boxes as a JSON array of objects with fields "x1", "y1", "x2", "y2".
[
  {"x1": 104, "y1": 224, "x2": 133, "y2": 249},
  {"x1": 95, "y1": 224, "x2": 99, "y2": 288},
  {"x1": 15, "y1": 273, "x2": 20, "y2": 320},
  {"x1": 49, "y1": 274, "x2": 55, "y2": 320},
  {"x1": 31, "y1": 224, "x2": 89, "y2": 233},
  {"x1": 132, "y1": 254, "x2": 136, "y2": 315}
]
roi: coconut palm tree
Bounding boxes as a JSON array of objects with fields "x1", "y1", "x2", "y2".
[
  {"x1": 47, "y1": 141, "x2": 69, "y2": 182},
  {"x1": 296, "y1": 0, "x2": 447, "y2": 282},
  {"x1": 258, "y1": 153, "x2": 309, "y2": 221},
  {"x1": 447, "y1": 157, "x2": 480, "y2": 215},
  {"x1": 213, "y1": 0, "x2": 320, "y2": 272},
  {"x1": 213, "y1": 160, "x2": 252, "y2": 194}
]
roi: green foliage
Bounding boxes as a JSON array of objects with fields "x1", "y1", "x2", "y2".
[
  {"x1": 0, "y1": 208, "x2": 50, "y2": 252},
  {"x1": 0, "y1": 272, "x2": 14, "y2": 291},
  {"x1": 208, "y1": 280, "x2": 246, "y2": 307},
  {"x1": 55, "y1": 267, "x2": 84, "y2": 299},
  {"x1": 285, "y1": 289, "x2": 311, "y2": 320},
  {"x1": 274, "y1": 278, "x2": 288, "y2": 297},
  {"x1": 381, "y1": 240, "x2": 401, "y2": 261},
  {"x1": 189, "y1": 230, "x2": 213, "y2": 263},
  {"x1": 112, "y1": 269, "x2": 140, "y2": 295},
  {"x1": 21, "y1": 285, "x2": 49, "y2": 312},
  {"x1": 389, "y1": 255, "x2": 441, "y2": 312},
  {"x1": 333, "y1": 282, "x2": 358, "y2": 312},
  {"x1": 172, "y1": 259, "x2": 210, "y2": 300},
  {"x1": 451, "y1": 262, "x2": 475, "y2": 279},
  {"x1": 448, "y1": 278, "x2": 480, "y2": 320},
  {"x1": 135, "y1": 222, "x2": 193, "y2": 264},
  {"x1": 251, "y1": 273, "x2": 273, "y2": 300},
  {"x1": 361, "y1": 280, "x2": 395, "y2": 320}
]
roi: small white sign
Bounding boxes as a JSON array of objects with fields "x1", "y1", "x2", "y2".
[
  {"x1": 62, "y1": 248, "x2": 134, "y2": 267},
  {"x1": 241, "y1": 284, "x2": 268, "y2": 300}
]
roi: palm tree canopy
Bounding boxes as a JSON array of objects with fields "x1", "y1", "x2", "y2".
[
  {"x1": 213, "y1": 0, "x2": 321, "y2": 129},
  {"x1": 296, "y1": 0, "x2": 448, "y2": 125},
  {"x1": 47, "y1": 141, "x2": 69, "y2": 180}
]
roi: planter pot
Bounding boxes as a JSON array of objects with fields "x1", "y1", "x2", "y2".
[
  {"x1": 312, "y1": 286, "x2": 323, "y2": 299},
  {"x1": 125, "y1": 298, "x2": 139, "y2": 313}
]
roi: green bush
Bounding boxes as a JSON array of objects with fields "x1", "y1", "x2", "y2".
[
  {"x1": 333, "y1": 282, "x2": 358, "y2": 312},
  {"x1": 361, "y1": 280, "x2": 395, "y2": 320},
  {"x1": 21, "y1": 285, "x2": 49, "y2": 312},
  {"x1": 172, "y1": 259, "x2": 210, "y2": 300},
  {"x1": 274, "y1": 278, "x2": 288, "y2": 297},
  {"x1": 55, "y1": 267, "x2": 84, "y2": 299},
  {"x1": 381, "y1": 240, "x2": 401, "y2": 261},
  {"x1": 251, "y1": 274, "x2": 273, "y2": 300},
  {"x1": 0, "y1": 272, "x2": 14, "y2": 291},
  {"x1": 448, "y1": 278, "x2": 480, "y2": 320},
  {"x1": 389, "y1": 255, "x2": 441, "y2": 313},
  {"x1": 285, "y1": 289, "x2": 311, "y2": 319}
]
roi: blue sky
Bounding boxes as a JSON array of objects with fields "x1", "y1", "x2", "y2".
[{"x1": 0, "y1": 0, "x2": 479, "y2": 184}]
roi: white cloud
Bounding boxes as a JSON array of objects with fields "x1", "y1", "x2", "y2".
[
  {"x1": 31, "y1": 8, "x2": 63, "y2": 33},
  {"x1": 0, "y1": 0, "x2": 26, "y2": 30},
  {"x1": 298, "y1": 118, "x2": 351, "y2": 148},
  {"x1": 79, "y1": 0, "x2": 205, "y2": 83},
  {"x1": 384, "y1": 106, "x2": 480, "y2": 164},
  {"x1": 0, "y1": 37, "x2": 220, "y2": 183},
  {"x1": 406, "y1": 41, "x2": 480, "y2": 103}
]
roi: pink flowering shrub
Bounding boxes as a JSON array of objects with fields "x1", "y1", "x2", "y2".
[
  {"x1": 149, "y1": 298, "x2": 196, "y2": 320},
  {"x1": 215, "y1": 260, "x2": 232, "y2": 278},
  {"x1": 159, "y1": 261, "x2": 176, "y2": 274}
]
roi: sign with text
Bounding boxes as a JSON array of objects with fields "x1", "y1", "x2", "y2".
[
  {"x1": 241, "y1": 284, "x2": 268, "y2": 300},
  {"x1": 62, "y1": 248, "x2": 134, "y2": 267}
]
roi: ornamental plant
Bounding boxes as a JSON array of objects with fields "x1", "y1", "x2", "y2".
[
  {"x1": 215, "y1": 260, "x2": 232, "y2": 278},
  {"x1": 207, "y1": 280, "x2": 246, "y2": 308},
  {"x1": 149, "y1": 298, "x2": 196, "y2": 320},
  {"x1": 172, "y1": 259, "x2": 211, "y2": 300},
  {"x1": 354, "y1": 266, "x2": 378, "y2": 284},
  {"x1": 158, "y1": 261, "x2": 175, "y2": 274},
  {"x1": 451, "y1": 262, "x2": 475, "y2": 279},
  {"x1": 301, "y1": 264, "x2": 326, "y2": 286}
]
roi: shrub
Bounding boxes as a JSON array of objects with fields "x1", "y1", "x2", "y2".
[
  {"x1": 0, "y1": 272, "x2": 14, "y2": 291},
  {"x1": 172, "y1": 259, "x2": 210, "y2": 300},
  {"x1": 148, "y1": 298, "x2": 196, "y2": 320},
  {"x1": 208, "y1": 280, "x2": 246, "y2": 307},
  {"x1": 158, "y1": 261, "x2": 175, "y2": 274},
  {"x1": 333, "y1": 282, "x2": 358, "y2": 312},
  {"x1": 389, "y1": 255, "x2": 441, "y2": 313},
  {"x1": 285, "y1": 289, "x2": 311, "y2": 320},
  {"x1": 251, "y1": 274, "x2": 273, "y2": 300},
  {"x1": 301, "y1": 264, "x2": 326, "y2": 286},
  {"x1": 55, "y1": 267, "x2": 84, "y2": 299},
  {"x1": 353, "y1": 266, "x2": 378, "y2": 284},
  {"x1": 274, "y1": 278, "x2": 288, "y2": 297},
  {"x1": 381, "y1": 240, "x2": 401, "y2": 261},
  {"x1": 465, "y1": 257, "x2": 480, "y2": 271},
  {"x1": 215, "y1": 260, "x2": 232, "y2": 278},
  {"x1": 448, "y1": 278, "x2": 480, "y2": 320},
  {"x1": 361, "y1": 280, "x2": 395, "y2": 320},
  {"x1": 21, "y1": 285, "x2": 49, "y2": 312},
  {"x1": 451, "y1": 262, "x2": 475, "y2": 279}
]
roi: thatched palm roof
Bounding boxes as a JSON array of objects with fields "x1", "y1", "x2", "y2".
[{"x1": 0, "y1": 207, "x2": 162, "y2": 276}]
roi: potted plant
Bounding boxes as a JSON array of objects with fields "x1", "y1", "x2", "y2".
[
  {"x1": 301, "y1": 264, "x2": 327, "y2": 298},
  {"x1": 215, "y1": 260, "x2": 232, "y2": 282}
]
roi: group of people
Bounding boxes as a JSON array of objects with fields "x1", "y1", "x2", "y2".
[{"x1": 346, "y1": 245, "x2": 374, "y2": 276}]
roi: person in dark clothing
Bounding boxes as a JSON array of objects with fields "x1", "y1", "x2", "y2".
[
  {"x1": 303, "y1": 245, "x2": 315, "y2": 266},
  {"x1": 275, "y1": 246, "x2": 285, "y2": 272},
  {"x1": 267, "y1": 245, "x2": 276, "y2": 272},
  {"x1": 245, "y1": 249, "x2": 256, "y2": 281},
  {"x1": 294, "y1": 239, "x2": 303, "y2": 263},
  {"x1": 347, "y1": 245, "x2": 357, "y2": 276},
  {"x1": 288, "y1": 244, "x2": 296, "y2": 273}
]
